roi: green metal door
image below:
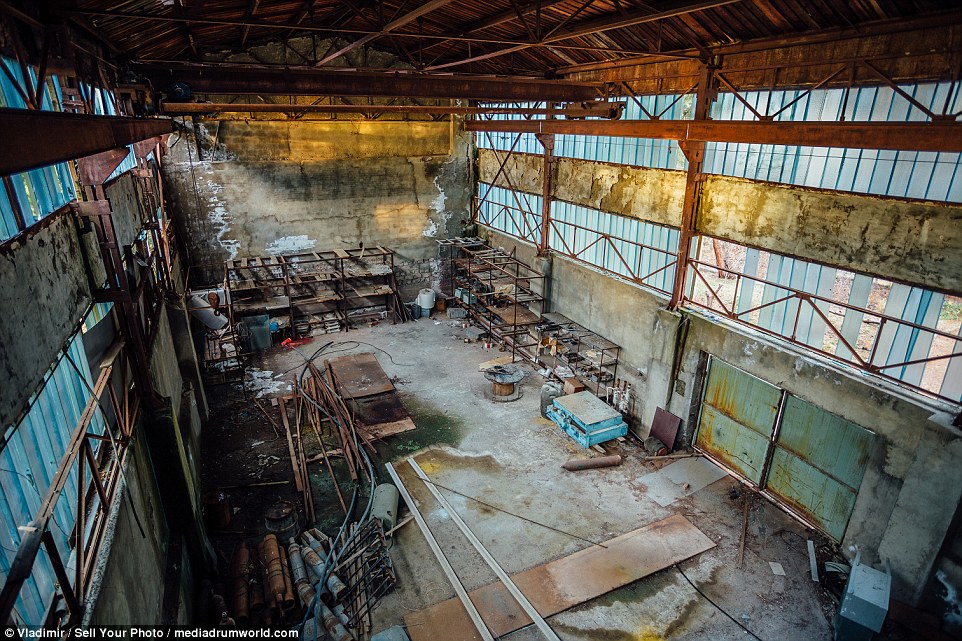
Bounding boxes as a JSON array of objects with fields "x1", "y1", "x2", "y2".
[
  {"x1": 766, "y1": 396, "x2": 875, "y2": 540},
  {"x1": 695, "y1": 358, "x2": 781, "y2": 485}
]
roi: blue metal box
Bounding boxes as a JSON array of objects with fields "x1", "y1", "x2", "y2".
[{"x1": 547, "y1": 391, "x2": 628, "y2": 448}]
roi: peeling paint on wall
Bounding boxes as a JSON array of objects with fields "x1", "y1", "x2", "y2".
[
  {"x1": 201, "y1": 172, "x2": 240, "y2": 260},
  {"x1": 266, "y1": 235, "x2": 316, "y2": 254}
]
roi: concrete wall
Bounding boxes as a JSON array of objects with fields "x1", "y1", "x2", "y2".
[
  {"x1": 0, "y1": 158, "x2": 207, "y2": 624},
  {"x1": 480, "y1": 150, "x2": 685, "y2": 228},
  {"x1": 86, "y1": 432, "x2": 169, "y2": 625},
  {"x1": 700, "y1": 175, "x2": 962, "y2": 293},
  {"x1": 163, "y1": 119, "x2": 473, "y2": 289},
  {"x1": 0, "y1": 211, "x2": 91, "y2": 428},
  {"x1": 488, "y1": 227, "x2": 962, "y2": 606},
  {"x1": 479, "y1": 149, "x2": 962, "y2": 291}
]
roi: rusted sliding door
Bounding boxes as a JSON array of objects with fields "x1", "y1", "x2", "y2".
[
  {"x1": 695, "y1": 357, "x2": 875, "y2": 540},
  {"x1": 694, "y1": 358, "x2": 780, "y2": 485},
  {"x1": 766, "y1": 396, "x2": 875, "y2": 540}
]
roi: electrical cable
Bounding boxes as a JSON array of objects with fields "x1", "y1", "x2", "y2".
[
  {"x1": 289, "y1": 340, "x2": 380, "y2": 639},
  {"x1": 674, "y1": 563, "x2": 764, "y2": 641}
]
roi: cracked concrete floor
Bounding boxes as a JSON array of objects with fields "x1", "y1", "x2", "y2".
[{"x1": 245, "y1": 317, "x2": 836, "y2": 641}]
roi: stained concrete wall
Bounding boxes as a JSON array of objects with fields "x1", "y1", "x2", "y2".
[
  {"x1": 0, "y1": 212, "x2": 91, "y2": 428},
  {"x1": 479, "y1": 150, "x2": 685, "y2": 228},
  {"x1": 0, "y1": 161, "x2": 207, "y2": 624},
  {"x1": 163, "y1": 119, "x2": 473, "y2": 290},
  {"x1": 479, "y1": 149, "x2": 962, "y2": 291},
  {"x1": 488, "y1": 226, "x2": 962, "y2": 606},
  {"x1": 700, "y1": 175, "x2": 962, "y2": 294}
]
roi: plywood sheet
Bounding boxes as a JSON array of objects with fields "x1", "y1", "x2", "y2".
[
  {"x1": 329, "y1": 353, "x2": 395, "y2": 398},
  {"x1": 405, "y1": 514, "x2": 714, "y2": 641}
]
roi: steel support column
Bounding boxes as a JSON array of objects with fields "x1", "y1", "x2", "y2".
[
  {"x1": 535, "y1": 132, "x2": 555, "y2": 256},
  {"x1": 669, "y1": 64, "x2": 716, "y2": 310}
]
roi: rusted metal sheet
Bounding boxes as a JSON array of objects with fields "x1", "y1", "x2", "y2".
[
  {"x1": 766, "y1": 396, "x2": 875, "y2": 540},
  {"x1": 329, "y1": 353, "x2": 395, "y2": 399},
  {"x1": 404, "y1": 514, "x2": 715, "y2": 641},
  {"x1": 695, "y1": 358, "x2": 780, "y2": 485}
]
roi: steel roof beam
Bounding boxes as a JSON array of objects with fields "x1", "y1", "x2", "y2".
[
  {"x1": 132, "y1": 63, "x2": 601, "y2": 101},
  {"x1": 0, "y1": 108, "x2": 174, "y2": 176},
  {"x1": 465, "y1": 118, "x2": 962, "y2": 153}
]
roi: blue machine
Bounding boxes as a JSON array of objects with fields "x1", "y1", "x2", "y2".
[{"x1": 546, "y1": 391, "x2": 628, "y2": 448}]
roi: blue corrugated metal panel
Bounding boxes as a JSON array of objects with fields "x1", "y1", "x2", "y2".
[
  {"x1": 548, "y1": 200, "x2": 678, "y2": 294},
  {"x1": 705, "y1": 82, "x2": 962, "y2": 202},
  {"x1": 0, "y1": 323, "x2": 105, "y2": 627},
  {"x1": 0, "y1": 57, "x2": 77, "y2": 242},
  {"x1": 477, "y1": 183, "x2": 542, "y2": 244}
]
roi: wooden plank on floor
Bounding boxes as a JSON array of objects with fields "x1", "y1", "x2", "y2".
[
  {"x1": 360, "y1": 418, "x2": 416, "y2": 440},
  {"x1": 404, "y1": 514, "x2": 715, "y2": 641},
  {"x1": 278, "y1": 397, "x2": 304, "y2": 493}
]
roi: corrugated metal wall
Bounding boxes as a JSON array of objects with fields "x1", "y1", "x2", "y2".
[
  {"x1": 0, "y1": 57, "x2": 136, "y2": 243},
  {"x1": 705, "y1": 83, "x2": 962, "y2": 202},
  {"x1": 0, "y1": 312, "x2": 108, "y2": 626},
  {"x1": 478, "y1": 183, "x2": 679, "y2": 295}
]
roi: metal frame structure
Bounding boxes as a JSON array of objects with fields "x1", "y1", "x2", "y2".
[
  {"x1": 472, "y1": 58, "x2": 962, "y2": 406},
  {"x1": 683, "y1": 241, "x2": 962, "y2": 405}
]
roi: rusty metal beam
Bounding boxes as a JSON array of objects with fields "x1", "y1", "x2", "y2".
[
  {"x1": 161, "y1": 100, "x2": 624, "y2": 118},
  {"x1": 133, "y1": 63, "x2": 600, "y2": 101},
  {"x1": 0, "y1": 108, "x2": 173, "y2": 176},
  {"x1": 426, "y1": 0, "x2": 742, "y2": 71},
  {"x1": 465, "y1": 118, "x2": 962, "y2": 152},
  {"x1": 316, "y1": 0, "x2": 458, "y2": 66}
]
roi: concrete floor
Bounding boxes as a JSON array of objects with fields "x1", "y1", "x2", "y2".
[{"x1": 214, "y1": 317, "x2": 838, "y2": 640}]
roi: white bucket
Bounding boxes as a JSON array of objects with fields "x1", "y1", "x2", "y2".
[{"x1": 417, "y1": 288, "x2": 436, "y2": 311}]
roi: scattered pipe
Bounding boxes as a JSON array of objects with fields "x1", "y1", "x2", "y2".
[
  {"x1": 288, "y1": 540, "x2": 317, "y2": 607},
  {"x1": 211, "y1": 593, "x2": 235, "y2": 627},
  {"x1": 248, "y1": 547, "x2": 265, "y2": 614},
  {"x1": 261, "y1": 534, "x2": 287, "y2": 605},
  {"x1": 229, "y1": 543, "x2": 250, "y2": 625},
  {"x1": 562, "y1": 455, "x2": 623, "y2": 471},
  {"x1": 319, "y1": 602, "x2": 353, "y2": 641},
  {"x1": 278, "y1": 545, "x2": 296, "y2": 611},
  {"x1": 304, "y1": 531, "x2": 347, "y2": 601}
]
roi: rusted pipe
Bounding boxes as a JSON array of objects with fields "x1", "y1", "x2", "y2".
[
  {"x1": 261, "y1": 534, "x2": 287, "y2": 605},
  {"x1": 278, "y1": 545, "x2": 296, "y2": 611},
  {"x1": 228, "y1": 543, "x2": 250, "y2": 625},
  {"x1": 562, "y1": 455, "x2": 623, "y2": 471},
  {"x1": 248, "y1": 547, "x2": 265, "y2": 614},
  {"x1": 319, "y1": 602, "x2": 353, "y2": 641},
  {"x1": 288, "y1": 541, "x2": 316, "y2": 607},
  {"x1": 303, "y1": 531, "x2": 347, "y2": 601},
  {"x1": 211, "y1": 592, "x2": 235, "y2": 627}
]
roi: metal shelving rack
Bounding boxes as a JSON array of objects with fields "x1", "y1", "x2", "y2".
[
  {"x1": 443, "y1": 240, "x2": 546, "y2": 363},
  {"x1": 538, "y1": 312, "x2": 621, "y2": 396},
  {"x1": 220, "y1": 246, "x2": 404, "y2": 352}
]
